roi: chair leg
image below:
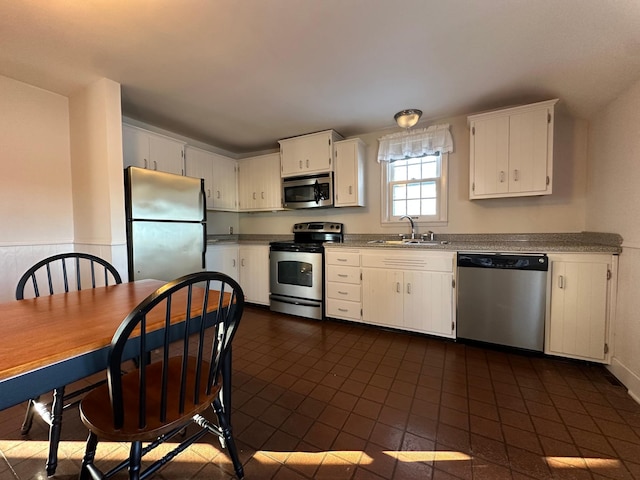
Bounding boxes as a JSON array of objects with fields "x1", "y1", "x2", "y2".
[
  {"x1": 212, "y1": 398, "x2": 244, "y2": 479},
  {"x1": 21, "y1": 397, "x2": 38, "y2": 435},
  {"x1": 79, "y1": 431, "x2": 99, "y2": 480},
  {"x1": 46, "y1": 386, "x2": 65, "y2": 476},
  {"x1": 129, "y1": 441, "x2": 142, "y2": 480}
]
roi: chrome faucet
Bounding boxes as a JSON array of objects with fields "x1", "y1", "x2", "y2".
[{"x1": 399, "y1": 215, "x2": 416, "y2": 240}]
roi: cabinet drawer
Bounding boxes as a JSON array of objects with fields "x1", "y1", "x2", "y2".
[
  {"x1": 361, "y1": 251, "x2": 454, "y2": 272},
  {"x1": 326, "y1": 250, "x2": 360, "y2": 266},
  {"x1": 326, "y1": 299, "x2": 361, "y2": 321},
  {"x1": 327, "y1": 266, "x2": 361, "y2": 284},
  {"x1": 327, "y1": 282, "x2": 361, "y2": 301}
]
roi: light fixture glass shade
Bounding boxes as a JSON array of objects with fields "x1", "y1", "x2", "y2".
[{"x1": 394, "y1": 109, "x2": 423, "y2": 129}]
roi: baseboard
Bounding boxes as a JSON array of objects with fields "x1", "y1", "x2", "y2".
[{"x1": 607, "y1": 357, "x2": 640, "y2": 404}]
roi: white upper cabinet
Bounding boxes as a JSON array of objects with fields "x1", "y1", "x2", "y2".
[
  {"x1": 279, "y1": 130, "x2": 343, "y2": 177},
  {"x1": 237, "y1": 153, "x2": 283, "y2": 211},
  {"x1": 123, "y1": 124, "x2": 185, "y2": 176},
  {"x1": 334, "y1": 138, "x2": 365, "y2": 207},
  {"x1": 185, "y1": 146, "x2": 237, "y2": 211},
  {"x1": 468, "y1": 99, "x2": 557, "y2": 199}
]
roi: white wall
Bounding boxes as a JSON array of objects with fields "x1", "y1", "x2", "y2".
[
  {"x1": 0, "y1": 75, "x2": 76, "y2": 301},
  {"x1": 69, "y1": 78, "x2": 128, "y2": 277},
  {"x1": 0, "y1": 75, "x2": 127, "y2": 301},
  {"x1": 586, "y1": 77, "x2": 640, "y2": 400},
  {"x1": 238, "y1": 109, "x2": 589, "y2": 236}
]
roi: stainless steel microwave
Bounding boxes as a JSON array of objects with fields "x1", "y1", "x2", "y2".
[{"x1": 282, "y1": 173, "x2": 334, "y2": 209}]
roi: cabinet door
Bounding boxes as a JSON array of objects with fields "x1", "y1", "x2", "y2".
[
  {"x1": 238, "y1": 154, "x2": 282, "y2": 211},
  {"x1": 237, "y1": 157, "x2": 256, "y2": 211},
  {"x1": 335, "y1": 139, "x2": 365, "y2": 207},
  {"x1": 280, "y1": 132, "x2": 333, "y2": 176},
  {"x1": 205, "y1": 245, "x2": 239, "y2": 288},
  {"x1": 260, "y1": 153, "x2": 283, "y2": 210},
  {"x1": 148, "y1": 134, "x2": 184, "y2": 175},
  {"x1": 185, "y1": 147, "x2": 215, "y2": 209},
  {"x1": 403, "y1": 271, "x2": 454, "y2": 337},
  {"x1": 239, "y1": 245, "x2": 270, "y2": 305},
  {"x1": 210, "y1": 153, "x2": 237, "y2": 211},
  {"x1": 508, "y1": 107, "x2": 550, "y2": 194},
  {"x1": 123, "y1": 125, "x2": 150, "y2": 169},
  {"x1": 470, "y1": 116, "x2": 509, "y2": 196},
  {"x1": 547, "y1": 259, "x2": 609, "y2": 361},
  {"x1": 362, "y1": 268, "x2": 403, "y2": 328}
]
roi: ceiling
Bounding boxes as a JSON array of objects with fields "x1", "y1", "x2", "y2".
[{"x1": 2, "y1": 1, "x2": 640, "y2": 154}]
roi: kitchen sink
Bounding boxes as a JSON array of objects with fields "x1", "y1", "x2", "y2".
[{"x1": 367, "y1": 239, "x2": 448, "y2": 246}]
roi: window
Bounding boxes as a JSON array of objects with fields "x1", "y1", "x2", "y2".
[{"x1": 382, "y1": 153, "x2": 448, "y2": 224}]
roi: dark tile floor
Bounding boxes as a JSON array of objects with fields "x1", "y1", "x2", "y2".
[{"x1": 2, "y1": 306, "x2": 640, "y2": 479}]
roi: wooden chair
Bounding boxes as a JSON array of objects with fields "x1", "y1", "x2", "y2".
[
  {"x1": 78, "y1": 271, "x2": 245, "y2": 480},
  {"x1": 15, "y1": 252, "x2": 122, "y2": 476}
]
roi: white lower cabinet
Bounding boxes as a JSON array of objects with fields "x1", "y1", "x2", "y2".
[
  {"x1": 546, "y1": 253, "x2": 618, "y2": 363},
  {"x1": 206, "y1": 244, "x2": 269, "y2": 306},
  {"x1": 325, "y1": 248, "x2": 362, "y2": 322},
  {"x1": 205, "y1": 245, "x2": 239, "y2": 282},
  {"x1": 339, "y1": 249, "x2": 457, "y2": 338},
  {"x1": 238, "y1": 245, "x2": 270, "y2": 306}
]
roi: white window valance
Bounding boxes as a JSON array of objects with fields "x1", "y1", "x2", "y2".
[{"x1": 377, "y1": 124, "x2": 453, "y2": 162}]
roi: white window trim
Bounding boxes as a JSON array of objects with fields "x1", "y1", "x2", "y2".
[{"x1": 380, "y1": 153, "x2": 449, "y2": 226}]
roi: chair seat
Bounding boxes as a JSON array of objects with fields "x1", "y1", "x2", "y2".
[{"x1": 80, "y1": 356, "x2": 220, "y2": 442}]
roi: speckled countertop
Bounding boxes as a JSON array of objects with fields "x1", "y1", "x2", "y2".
[
  {"x1": 337, "y1": 232, "x2": 622, "y2": 253},
  {"x1": 207, "y1": 232, "x2": 622, "y2": 253}
]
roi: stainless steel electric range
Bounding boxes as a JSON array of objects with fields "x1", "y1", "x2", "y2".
[{"x1": 269, "y1": 222, "x2": 344, "y2": 320}]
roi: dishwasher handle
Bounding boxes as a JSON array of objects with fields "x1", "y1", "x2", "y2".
[{"x1": 457, "y1": 253, "x2": 548, "y2": 271}]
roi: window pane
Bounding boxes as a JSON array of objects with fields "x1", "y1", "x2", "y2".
[
  {"x1": 421, "y1": 182, "x2": 436, "y2": 198},
  {"x1": 393, "y1": 200, "x2": 406, "y2": 216},
  {"x1": 421, "y1": 198, "x2": 436, "y2": 215},
  {"x1": 406, "y1": 183, "x2": 421, "y2": 199},
  {"x1": 406, "y1": 199, "x2": 421, "y2": 215},
  {"x1": 422, "y1": 161, "x2": 437, "y2": 178},
  {"x1": 407, "y1": 163, "x2": 422, "y2": 180},
  {"x1": 391, "y1": 161, "x2": 407, "y2": 181},
  {"x1": 393, "y1": 184, "x2": 406, "y2": 200}
]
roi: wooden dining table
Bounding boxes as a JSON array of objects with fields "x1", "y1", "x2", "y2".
[{"x1": 0, "y1": 278, "x2": 236, "y2": 414}]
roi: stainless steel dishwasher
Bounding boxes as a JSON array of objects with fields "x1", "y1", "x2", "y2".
[{"x1": 457, "y1": 252, "x2": 548, "y2": 352}]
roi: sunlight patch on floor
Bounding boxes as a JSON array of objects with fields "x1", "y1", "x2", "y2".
[
  {"x1": 0, "y1": 440, "x2": 625, "y2": 472},
  {"x1": 545, "y1": 456, "x2": 621, "y2": 468}
]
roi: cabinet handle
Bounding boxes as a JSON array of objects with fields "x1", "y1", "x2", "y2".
[
  {"x1": 407, "y1": 283, "x2": 412, "y2": 294},
  {"x1": 306, "y1": 159, "x2": 309, "y2": 168},
  {"x1": 337, "y1": 258, "x2": 347, "y2": 262},
  {"x1": 144, "y1": 159, "x2": 148, "y2": 169},
  {"x1": 337, "y1": 273, "x2": 348, "y2": 278},
  {"x1": 253, "y1": 192, "x2": 256, "y2": 200},
  {"x1": 217, "y1": 190, "x2": 221, "y2": 199},
  {"x1": 299, "y1": 160, "x2": 303, "y2": 169},
  {"x1": 261, "y1": 192, "x2": 265, "y2": 199},
  {"x1": 513, "y1": 169, "x2": 519, "y2": 181},
  {"x1": 396, "y1": 282, "x2": 401, "y2": 293},
  {"x1": 153, "y1": 160, "x2": 157, "y2": 171},
  {"x1": 232, "y1": 259, "x2": 236, "y2": 267},
  {"x1": 338, "y1": 308, "x2": 348, "y2": 312},
  {"x1": 558, "y1": 275, "x2": 565, "y2": 289},
  {"x1": 207, "y1": 189, "x2": 211, "y2": 198},
  {"x1": 349, "y1": 185, "x2": 353, "y2": 194},
  {"x1": 499, "y1": 171, "x2": 505, "y2": 183},
  {"x1": 338, "y1": 291, "x2": 348, "y2": 295}
]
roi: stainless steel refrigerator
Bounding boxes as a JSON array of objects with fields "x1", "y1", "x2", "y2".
[{"x1": 125, "y1": 166, "x2": 206, "y2": 282}]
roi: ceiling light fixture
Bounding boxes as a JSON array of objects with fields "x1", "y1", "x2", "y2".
[{"x1": 394, "y1": 109, "x2": 422, "y2": 129}]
